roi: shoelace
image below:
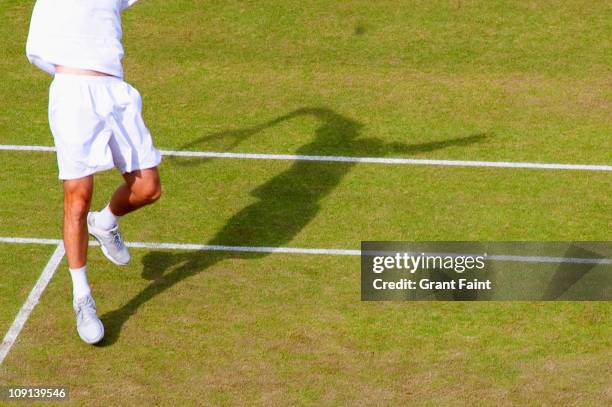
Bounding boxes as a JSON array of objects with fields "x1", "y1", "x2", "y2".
[
  {"x1": 110, "y1": 229, "x2": 125, "y2": 249},
  {"x1": 76, "y1": 298, "x2": 98, "y2": 323}
]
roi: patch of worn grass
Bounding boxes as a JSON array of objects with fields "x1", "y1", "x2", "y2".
[{"x1": 1, "y1": 250, "x2": 610, "y2": 405}]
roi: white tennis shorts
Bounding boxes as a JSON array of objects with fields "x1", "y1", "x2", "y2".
[{"x1": 48, "y1": 73, "x2": 162, "y2": 180}]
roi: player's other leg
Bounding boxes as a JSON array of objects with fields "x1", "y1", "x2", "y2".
[
  {"x1": 64, "y1": 176, "x2": 104, "y2": 345},
  {"x1": 88, "y1": 167, "x2": 162, "y2": 265},
  {"x1": 110, "y1": 167, "x2": 162, "y2": 217}
]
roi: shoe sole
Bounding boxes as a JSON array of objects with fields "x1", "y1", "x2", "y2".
[
  {"x1": 88, "y1": 230, "x2": 130, "y2": 267},
  {"x1": 80, "y1": 331, "x2": 104, "y2": 345},
  {"x1": 78, "y1": 322, "x2": 105, "y2": 345}
]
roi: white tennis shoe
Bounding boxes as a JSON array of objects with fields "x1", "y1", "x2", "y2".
[
  {"x1": 87, "y1": 212, "x2": 131, "y2": 266},
  {"x1": 73, "y1": 294, "x2": 104, "y2": 345}
]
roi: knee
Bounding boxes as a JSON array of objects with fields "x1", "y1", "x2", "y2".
[
  {"x1": 137, "y1": 180, "x2": 162, "y2": 204},
  {"x1": 64, "y1": 195, "x2": 91, "y2": 221}
]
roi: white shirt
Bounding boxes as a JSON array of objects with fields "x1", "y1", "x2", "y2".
[{"x1": 26, "y1": 0, "x2": 139, "y2": 78}]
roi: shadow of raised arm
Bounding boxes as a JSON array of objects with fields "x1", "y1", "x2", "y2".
[{"x1": 385, "y1": 133, "x2": 489, "y2": 155}]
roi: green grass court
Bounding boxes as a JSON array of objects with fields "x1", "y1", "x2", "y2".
[{"x1": 0, "y1": 0, "x2": 610, "y2": 405}]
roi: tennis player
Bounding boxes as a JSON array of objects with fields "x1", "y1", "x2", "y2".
[{"x1": 26, "y1": 0, "x2": 162, "y2": 344}]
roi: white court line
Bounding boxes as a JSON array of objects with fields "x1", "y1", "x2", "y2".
[
  {"x1": 0, "y1": 243, "x2": 65, "y2": 365},
  {"x1": 1, "y1": 144, "x2": 610, "y2": 171},
  {"x1": 0, "y1": 236, "x2": 610, "y2": 264},
  {"x1": 0, "y1": 145, "x2": 56, "y2": 152},
  {"x1": 0, "y1": 236, "x2": 360, "y2": 256}
]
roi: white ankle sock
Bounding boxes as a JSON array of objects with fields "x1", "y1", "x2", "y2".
[
  {"x1": 69, "y1": 266, "x2": 91, "y2": 300},
  {"x1": 96, "y1": 204, "x2": 120, "y2": 230}
]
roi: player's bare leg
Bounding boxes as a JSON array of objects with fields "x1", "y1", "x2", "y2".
[
  {"x1": 63, "y1": 175, "x2": 104, "y2": 344},
  {"x1": 109, "y1": 167, "x2": 162, "y2": 216},
  {"x1": 87, "y1": 168, "x2": 161, "y2": 265},
  {"x1": 63, "y1": 176, "x2": 93, "y2": 269}
]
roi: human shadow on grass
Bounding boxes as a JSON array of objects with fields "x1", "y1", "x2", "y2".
[{"x1": 99, "y1": 107, "x2": 487, "y2": 345}]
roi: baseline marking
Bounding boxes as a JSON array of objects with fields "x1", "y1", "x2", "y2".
[
  {"x1": 0, "y1": 243, "x2": 65, "y2": 365},
  {"x1": 0, "y1": 237, "x2": 359, "y2": 256},
  {"x1": 0, "y1": 144, "x2": 610, "y2": 171},
  {"x1": 0, "y1": 237, "x2": 610, "y2": 264}
]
